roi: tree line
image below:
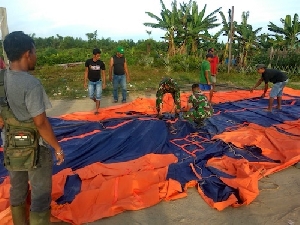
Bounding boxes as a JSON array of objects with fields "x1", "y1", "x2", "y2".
[{"x1": 0, "y1": 0, "x2": 299, "y2": 73}]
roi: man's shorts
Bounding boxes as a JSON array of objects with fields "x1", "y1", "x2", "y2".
[
  {"x1": 270, "y1": 79, "x2": 288, "y2": 98},
  {"x1": 211, "y1": 75, "x2": 216, "y2": 83},
  {"x1": 199, "y1": 84, "x2": 212, "y2": 91},
  {"x1": 88, "y1": 80, "x2": 102, "y2": 100}
]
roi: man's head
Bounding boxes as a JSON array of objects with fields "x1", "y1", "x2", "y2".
[
  {"x1": 116, "y1": 46, "x2": 124, "y2": 57},
  {"x1": 92, "y1": 48, "x2": 101, "y2": 60},
  {"x1": 208, "y1": 48, "x2": 214, "y2": 54},
  {"x1": 206, "y1": 53, "x2": 214, "y2": 62},
  {"x1": 3, "y1": 31, "x2": 36, "y2": 70},
  {"x1": 93, "y1": 48, "x2": 101, "y2": 55},
  {"x1": 192, "y1": 83, "x2": 200, "y2": 92},
  {"x1": 256, "y1": 64, "x2": 266, "y2": 74}
]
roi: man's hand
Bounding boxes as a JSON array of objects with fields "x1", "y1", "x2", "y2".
[{"x1": 55, "y1": 149, "x2": 65, "y2": 165}]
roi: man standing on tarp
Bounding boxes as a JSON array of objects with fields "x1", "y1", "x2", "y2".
[{"x1": 250, "y1": 64, "x2": 289, "y2": 112}]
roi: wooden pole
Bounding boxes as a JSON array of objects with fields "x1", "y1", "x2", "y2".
[
  {"x1": 0, "y1": 7, "x2": 9, "y2": 65},
  {"x1": 227, "y1": 6, "x2": 234, "y2": 74}
]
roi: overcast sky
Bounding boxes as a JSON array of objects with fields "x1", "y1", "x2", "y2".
[{"x1": 1, "y1": 0, "x2": 299, "y2": 42}]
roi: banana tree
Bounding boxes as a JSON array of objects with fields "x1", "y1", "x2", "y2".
[
  {"x1": 186, "y1": 2, "x2": 221, "y2": 55},
  {"x1": 144, "y1": 0, "x2": 221, "y2": 56},
  {"x1": 268, "y1": 13, "x2": 300, "y2": 49},
  {"x1": 219, "y1": 10, "x2": 238, "y2": 62},
  {"x1": 235, "y1": 11, "x2": 262, "y2": 67},
  {"x1": 144, "y1": 0, "x2": 180, "y2": 56}
]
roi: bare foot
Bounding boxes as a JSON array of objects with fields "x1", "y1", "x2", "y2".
[
  {"x1": 275, "y1": 106, "x2": 282, "y2": 110},
  {"x1": 94, "y1": 111, "x2": 99, "y2": 115},
  {"x1": 264, "y1": 108, "x2": 272, "y2": 112}
]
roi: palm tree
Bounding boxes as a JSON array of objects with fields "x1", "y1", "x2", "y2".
[
  {"x1": 235, "y1": 11, "x2": 262, "y2": 67},
  {"x1": 144, "y1": 0, "x2": 179, "y2": 56},
  {"x1": 268, "y1": 13, "x2": 300, "y2": 49},
  {"x1": 146, "y1": 30, "x2": 152, "y2": 54},
  {"x1": 144, "y1": 0, "x2": 221, "y2": 56},
  {"x1": 218, "y1": 9, "x2": 238, "y2": 62},
  {"x1": 186, "y1": 2, "x2": 221, "y2": 55}
]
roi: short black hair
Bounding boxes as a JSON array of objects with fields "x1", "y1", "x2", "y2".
[
  {"x1": 192, "y1": 83, "x2": 199, "y2": 89},
  {"x1": 3, "y1": 31, "x2": 35, "y2": 62},
  {"x1": 208, "y1": 48, "x2": 214, "y2": 52},
  {"x1": 206, "y1": 53, "x2": 214, "y2": 58},
  {"x1": 93, "y1": 48, "x2": 101, "y2": 55}
]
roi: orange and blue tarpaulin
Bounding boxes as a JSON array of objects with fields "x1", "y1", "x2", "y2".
[{"x1": 0, "y1": 88, "x2": 299, "y2": 224}]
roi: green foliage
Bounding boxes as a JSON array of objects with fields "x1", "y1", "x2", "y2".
[
  {"x1": 32, "y1": 63, "x2": 300, "y2": 101},
  {"x1": 169, "y1": 54, "x2": 200, "y2": 72}
]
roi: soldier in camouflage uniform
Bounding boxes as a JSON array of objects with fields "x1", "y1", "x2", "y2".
[
  {"x1": 156, "y1": 77, "x2": 181, "y2": 117},
  {"x1": 182, "y1": 84, "x2": 213, "y2": 125}
]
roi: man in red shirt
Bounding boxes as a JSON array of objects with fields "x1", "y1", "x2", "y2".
[
  {"x1": 208, "y1": 48, "x2": 219, "y2": 92},
  {"x1": 0, "y1": 56, "x2": 6, "y2": 69}
]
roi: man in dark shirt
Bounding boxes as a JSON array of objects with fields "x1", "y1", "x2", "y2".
[
  {"x1": 250, "y1": 64, "x2": 288, "y2": 111},
  {"x1": 109, "y1": 46, "x2": 130, "y2": 103},
  {"x1": 84, "y1": 48, "x2": 106, "y2": 115}
]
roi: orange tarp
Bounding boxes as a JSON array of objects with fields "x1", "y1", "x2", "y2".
[
  {"x1": 213, "y1": 123, "x2": 300, "y2": 176},
  {"x1": 58, "y1": 87, "x2": 296, "y2": 122},
  {"x1": 0, "y1": 154, "x2": 182, "y2": 225},
  {"x1": 0, "y1": 88, "x2": 300, "y2": 224}
]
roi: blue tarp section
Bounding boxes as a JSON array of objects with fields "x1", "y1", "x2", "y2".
[{"x1": 0, "y1": 95, "x2": 299, "y2": 204}]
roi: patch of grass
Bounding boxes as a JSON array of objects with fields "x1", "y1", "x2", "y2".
[{"x1": 32, "y1": 64, "x2": 300, "y2": 100}]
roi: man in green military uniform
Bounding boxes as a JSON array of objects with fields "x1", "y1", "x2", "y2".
[
  {"x1": 156, "y1": 77, "x2": 181, "y2": 118},
  {"x1": 182, "y1": 83, "x2": 213, "y2": 126}
]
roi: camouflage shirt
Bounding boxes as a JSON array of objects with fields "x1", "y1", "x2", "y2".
[
  {"x1": 156, "y1": 77, "x2": 181, "y2": 111},
  {"x1": 183, "y1": 91, "x2": 213, "y2": 121}
]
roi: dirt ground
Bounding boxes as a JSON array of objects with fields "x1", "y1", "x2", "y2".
[{"x1": 47, "y1": 89, "x2": 300, "y2": 225}]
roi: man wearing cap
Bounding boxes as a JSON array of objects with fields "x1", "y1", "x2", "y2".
[
  {"x1": 84, "y1": 48, "x2": 106, "y2": 115},
  {"x1": 199, "y1": 53, "x2": 214, "y2": 103},
  {"x1": 109, "y1": 46, "x2": 130, "y2": 103},
  {"x1": 250, "y1": 64, "x2": 288, "y2": 111}
]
